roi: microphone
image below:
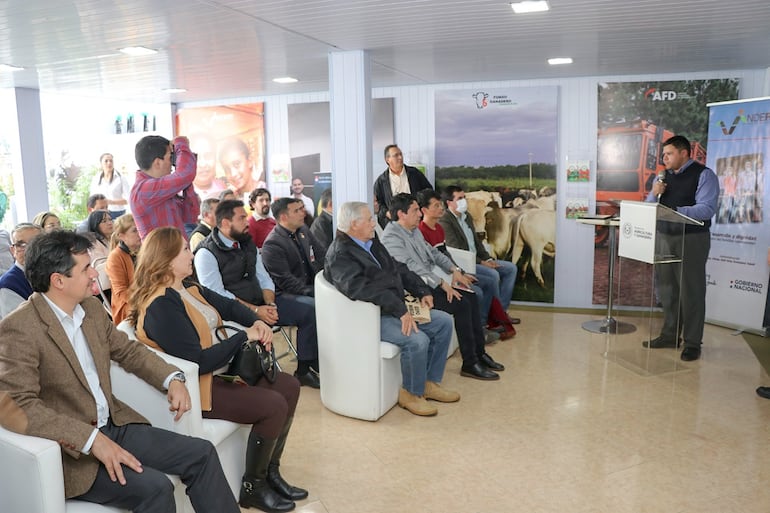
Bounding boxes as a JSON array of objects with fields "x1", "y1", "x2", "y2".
[{"x1": 656, "y1": 170, "x2": 668, "y2": 201}]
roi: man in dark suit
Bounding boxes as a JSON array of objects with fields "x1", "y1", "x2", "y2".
[
  {"x1": 310, "y1": 188, "x2": 333, "y2": 250},
  {"x1": 262, "y1": 197, "x2": 326, "y2": 298},
  {"x1": 373, "y1": 144, "x2": 433, "y2": 228},
  {"x1": 0, "y1": 231, "x2": 239, "y2": 513}
]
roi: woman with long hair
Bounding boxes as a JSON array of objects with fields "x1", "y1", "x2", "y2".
[
  {"x1": 128, "y1": 227, "x2": 306, "y2": 513},
  {"x1": 85, "y1": 209, "x2": 114, "y2": 261},
  {"x1": 105, "y1": 214, "x2": 140, "y2": 324},
  {"x1": 91, "y1": 152, "x2": 129, "y2": 219}
]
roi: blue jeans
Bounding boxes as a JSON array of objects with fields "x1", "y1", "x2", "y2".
[
  {"x1": 379, "y1": 309, "x2": 453, "y2": 396},
  {"x1": 475, "y1": 260, "x2": 517, "y2": 311}
]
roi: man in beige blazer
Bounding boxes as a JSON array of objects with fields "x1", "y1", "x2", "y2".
[{"x1": 0, "y1": 231, "x2": 239, "y2": 513}]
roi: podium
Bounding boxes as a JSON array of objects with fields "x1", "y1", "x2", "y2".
[{"x1": 617, "y1": 200, "x2": 704, "y2": 347}]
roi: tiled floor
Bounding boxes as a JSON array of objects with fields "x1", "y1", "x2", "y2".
[{"x1": 244, "y1": 310, "x2": 770, "y2": 513}]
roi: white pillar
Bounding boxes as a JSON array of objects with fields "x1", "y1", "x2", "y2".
[
  {"x1": 13, "y1": 88, "x2": 49, "y2": 222},
  {"x1": 328, "y1": 50, "x2": 373, "y2": 221}
]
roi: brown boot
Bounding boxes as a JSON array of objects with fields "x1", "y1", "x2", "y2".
[
  {"x1": 424, "y1": 381, "x2": 460, "y2": 403},
  {"x1": 398, "y1": 388, "x2": 438, "y2": 416}
]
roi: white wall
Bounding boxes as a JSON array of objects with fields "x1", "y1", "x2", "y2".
[{"x1": 179, "y1": 68, "x2": 770, "y2": 308}]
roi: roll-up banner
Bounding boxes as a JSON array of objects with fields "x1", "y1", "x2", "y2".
[{"x1": 705, "y1": 97, "x2": 770, "y2": 333}]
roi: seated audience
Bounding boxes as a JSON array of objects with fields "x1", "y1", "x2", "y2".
[
  {"x1": 0, "y1": 230, "x2": 238, "y2": 512},
  {"x1": 310, "y1": 188, "x2": 333, "y2": 250},
  {"x1": 76, "y1": 194, "x2": 108, "y2": 233},
  {"x1": 382, "y1": 193, "x2": 504, "y2": 381},
  {"x1": 417, "y1": 189, "x2": 513, "y2": 341},
  {"x1": 248, "y1": 188, "x2": 276, "y2": 248},
  {"x1": 84, "y1": 210, "x2": 114, "y2": 261},
  {"x1": 324, "y1": 201, "x2": 459, "y2": 416},
  {"x1": 195, "y1": 200, "x2": 320, "y2": 389},
  {"x1": 32, "y1": 211, "x2": 62, "y2": 232},
  {"x1": 438, "y1": 185, "x2": 519, "y2": 326},
  {"x1": 105, "y1": 214, "x2": 141, "y2": 325},
  {"x1": 190, "y1": 198, "x2": 219, "y2": 252},
  {"x1": 129, "y1": 227, "x2": 306, "y2": 512},
  {"x1": 262, "y1": 197, "x2": 326, "y2": 298},
  {"x1": 0, "y1": 223, "x2": 41, "y2": 318}
]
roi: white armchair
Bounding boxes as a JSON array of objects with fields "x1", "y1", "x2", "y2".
[
  {"x1": 315, "y1": 272, "x2": 402, "y2": 421},
  {"x1": 112, "y1": 320, "x2": 249, "y2": 496},
  {"x1": 315, "y1": 272, "x2": 458, "y2": 421},
  {"x1": 0, "y1": 322, "x2": 249, "y2": 513},
  {"x1": 447, "y1": 246, "x2": 476, "y2": 274}
]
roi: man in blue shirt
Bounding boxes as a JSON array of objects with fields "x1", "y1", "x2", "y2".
[
  {"x1": 643, "y1": 135, "x2": 719, "y2": 361},
  {"x1": 194, "y1": 200, "x2": 320, "y2": 388}
]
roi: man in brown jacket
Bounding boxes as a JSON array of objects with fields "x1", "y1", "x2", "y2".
[{"x1": 0, "y1": 231, "x2": 239, "y2": 513}]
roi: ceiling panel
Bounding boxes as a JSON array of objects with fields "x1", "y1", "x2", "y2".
[{"x1": 0, "y1": 0, "x2": 768, "y2": 103}]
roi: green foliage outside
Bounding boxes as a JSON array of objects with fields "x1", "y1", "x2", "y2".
[
  {"x1": 436, "y1": 163, "x2": 557, "y2": 193},
  {"x1": 48, "y1": 166, "x2": 99, "y2": 229},
  {"x1": 598, "y1": 79, "x2": 741, "y2": 146}
]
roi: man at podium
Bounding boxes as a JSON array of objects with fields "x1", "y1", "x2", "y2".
[{"x1": 643, "y1": 135, "x2": 719, "y2": 361}]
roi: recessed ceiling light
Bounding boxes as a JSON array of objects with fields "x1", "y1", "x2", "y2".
[
  {"x1": 273, "y1": 77, "x2": 298, "y2": 84},
  {"x1": 548, "y1": 57, "x2": 573, "y2": 65},
  {"x1": 0, "y1": 64, "x2": 24, "y2": 72},
  {"x1": 162, "y1": 88, "x2": 187, "y2": 93},
  {"x1": 119, "y1": 46, "x2": 158, "y2": 56},
  {"x1": 510, "y1": 1, "x2": 550, "y2": 14}
]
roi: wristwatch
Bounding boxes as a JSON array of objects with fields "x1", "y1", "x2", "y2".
[{"x1": 170, "y1": 372, "x2": 186, "y2": 384}]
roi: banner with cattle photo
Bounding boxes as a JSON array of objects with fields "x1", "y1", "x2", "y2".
[
  {"x1": 594, "y1": 79, "x2": 740, "y2": 307},
  {"x1": 435, "y1": 87, "x2": 558, "y2": 303},
  {"x1": 705, "y1": 98, "x2": 770, "y2": 333}
]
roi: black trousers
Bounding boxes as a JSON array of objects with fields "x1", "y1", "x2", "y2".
[
  {"x1": 75, "y1": 420, "x2": 239, "y2": 513},
  {"x1": 431, "y1": 286, "x2": 485, "y2": 365},
  {"x1": 656, "y1": 230, "x2": 710, "y2": 347}
]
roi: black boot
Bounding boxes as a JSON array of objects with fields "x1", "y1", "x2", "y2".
[
  {"x1": 240, "y1": 433, "x2": 295, "y2": 512},
  {"x1": 267, "y1": 417, "x2": 309, "y2": 501}
]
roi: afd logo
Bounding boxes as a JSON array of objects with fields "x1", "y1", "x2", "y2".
[
  {"x1": 643, "y1": 88, "x2": 692, "y2": 101},
  {"x1": 716, "y1": 109, "x2": 746, "y2": 135},
  {"x1": 472, "y1": 91, "x2": 489, "y2": 109}
]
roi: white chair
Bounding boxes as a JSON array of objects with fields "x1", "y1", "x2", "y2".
[
  {"x1": 315, "y1": 272, "x2": 402, "y2": 421},
  {"x1": 112, "y1": 320, "x2": 250, "y2": 497},
  {"x1": 447, "y1": 246, "x2": 476, "y2": 274},
  {"x1": 0, "y1": 322, "x2": 250, "y2": 513}
]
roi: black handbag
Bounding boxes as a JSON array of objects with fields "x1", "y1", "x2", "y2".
[{"x1": 215, "y1": 325, "x2": 277, "y2": 385}]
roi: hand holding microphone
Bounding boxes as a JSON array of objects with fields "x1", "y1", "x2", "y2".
[{"x1": 655, "y1": 169, "x2": 668, "y2": 201}]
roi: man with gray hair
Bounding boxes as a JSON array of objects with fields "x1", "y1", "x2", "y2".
[
  {"x1": 0, "y1": 223, "x2": 42, "y2": 318},
  {"x1": 324, "y1": 201, "x2": 459, "y2": 417}
]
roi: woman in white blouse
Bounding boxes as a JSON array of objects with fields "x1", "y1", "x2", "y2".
[{"x1": 91, "y1": 153, "x2": 129, "y2": 219}]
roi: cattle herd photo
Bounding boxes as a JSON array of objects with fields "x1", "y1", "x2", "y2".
[{"x1": 435, "y1": 86, "x2": 558, "y2": 304}]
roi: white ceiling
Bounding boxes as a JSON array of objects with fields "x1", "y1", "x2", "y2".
[{"x1": 1, "y1": 0, "x2": 769, "y2": 103}]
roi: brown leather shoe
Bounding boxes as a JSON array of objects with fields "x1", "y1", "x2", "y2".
[
  {"x1": 398, "y1": 388, "x2": 438, "y2": 416},
  {"x1": 424, "y1": 381, "x2": 460, "y2": 403}
]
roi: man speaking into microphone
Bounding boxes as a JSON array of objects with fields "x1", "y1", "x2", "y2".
[{"x1": 643, "y1": 135, "x2": 719, "y2": 361}]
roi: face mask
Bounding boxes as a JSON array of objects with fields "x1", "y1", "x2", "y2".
[{"x1": 455, "y1": 198, "x2": 468, "y2": 214}]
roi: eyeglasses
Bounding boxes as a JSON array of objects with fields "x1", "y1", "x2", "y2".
[{"x1": 12, "y1": 242, "x2": 28, "y2": 250}]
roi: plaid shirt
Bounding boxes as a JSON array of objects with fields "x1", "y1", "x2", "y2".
[{"x1": 130, "y1": 140, "x2": 200, "y2": 239}]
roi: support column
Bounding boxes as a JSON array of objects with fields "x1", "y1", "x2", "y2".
[
  {"x1": 13, "y1": 88, "x2": 48, "y2": 222},
  {"x1": 328, "y1": 50, "x2": 373, "y2": 222}
]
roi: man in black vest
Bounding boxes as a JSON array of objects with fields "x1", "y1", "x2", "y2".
[
  {"x1": 194, "y1": 200, "x2": 320, "y2": 388},
  {"x1": 643, "y1": 135, "x2": 719, "y2": 361}
]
